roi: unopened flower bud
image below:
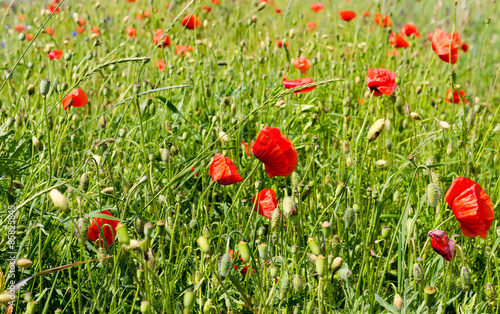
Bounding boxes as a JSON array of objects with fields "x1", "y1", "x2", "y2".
[
  {"x1": 279, "y1": 271, "x2": 291, "y2": 299},
  {"x1": 367, "y1": 119, "x2": 385, "y2": 142},
  {"x1": 80, "y1": 173, "x2": 89, "y2": 193},
  {"x1": 237, "y1": 241, "x2": 251, "y2": 262},
  {"x1": 219, "y1": 253, "x2": 233, "y2": 277},
  {"x1": 116, "y1": 223, "x2": 130, "y2": 245},
  {"x1": 282, "y1": 195, "x2": 293, "y2": 217},
  {"x1": 460, "y1": 267, "x2": 471, "y2": 291},
  {"x1": 344, "y1": 207, "x2": 356, "y2": 229},
  {"x1": 49, "y1": 189, "x2": 68, "y2": 211},
  {"x1": 381, "y1": 226, "x2": 391, "y2": 239},
  {"x1": 258, "y1": 243, "x2": 269, "y2": 260},
  {"x1": 183, "y1": 290, "x2": 196, "y2": 309},
  {"x1": 140, "y1": 301, "x2": 151, "y2": 314},
  {"x1": 393, "y1": 294, "x2": 403, "y2": 310},
  {"x1": 426, "y1": 183, "x2": 440, "y2": 207},
  {"x1": 16, "y1": 258, "x2": 33, "y2": 269},
  {"x1": 292, "y1": 274, "x2": 304, "y2": 292},
  {"x1": 307, "y1": 237, "x2": 321, "y2": 256},
  {"x1": 40, "y1": 78, "x2": 51, "y2": 96}
]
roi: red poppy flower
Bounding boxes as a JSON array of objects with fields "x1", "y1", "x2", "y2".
[
  {"x1": 310, "y1": 2, "x2": 324, "y2": 12},
  {"x1": 125, "y1": 26, "x2": 137, "y2": 38},
  {"x1": 76, "y1": 26, "x2": 85, "y2": 34},
  {"x1": 276, "y1": 39, "x2": 288, "y2": 48},
  {"x1": 431, "y1": 28, "x2": 460, "y2": 64},
  {"x1": 26, "y1": 33, "x2": 34, "y2": 41},
  {"x1": 14, "y1": 24, "x2": 26, "y2": 32},
  {"x1": 175, "y1": 44, "x2": 193, "y2": 56},
  {"x1": 363, "y1": 11, "x2": 370, "y2": 17},
  {"x1": 211, "y1": 0, "x2": 220, "y2": 3},
  {"x1": 125, "y1": 0, "x2": 136, "y2": 2},
  {"x1": 308, "y1": 21, "x2": 317, "y2": 32},
  {"x1": 461, "y1": 42, "x2": 468, "y2": 52},
  {"x1": 374, "y1": 13, "x2": 392, "y2": 27},
  {"x1": 339, "y1": 10, "x2": 356, "y2": 21},
  {"x1": 156, "y1": 59, "x2": 165, "y2": 72},
  {"x1": 181, "y1": 14, "x2": 201, "y2": 29},
  {"x1": 209, "y1": 154, "x2": 243, "y2": 185},
  {"x1": 389, "y1": 33, "x2": 410, "y2": 48},
  {"x1": 386, "y1": 49, "x2": 400, "y2": 56},
  {"x1": 62, "y1": 88, "x2": 88, "y2": 111},
  {"x1": 366, "y1": 68, "x2": 397, "y2": 97},
  {"x1": 401, "y1": 24, "x2": 420, "y2": 38},
  {"x1": 444, "y1": 89, "x2": 468, "y2": 104},
  {"x1": 275, "y1": 8, "x2": 282, "y2": 13},
  {"x1": 45, "y1": 27, "x2": 54, "y2": 36},
  {"x1": 293, "y1": 56, "x2": 312, "y2": 74},
  {"x1": 283, "y1": 77, "x2": 316, "y2": 94},
  {"x1": 47, "y1": 2, "x2": 60, "y2": 13},
  {"x1": 153, "y1": 29, "x2": 171, "y2": 48},
  {"x1": 88, "y1": 211, "x2": 119, "y2": 248},
  {"x1": 252, "y1": 189, "x2": 278, "y2": 218},
  {"x1": 91, "y1": 26, "x2": 100, "y2": 35},
  {"x1": 48, "y1": 49, "x2": 63, "y2": 60},
  {"x1": 78, "y1": 18, "x2": 86, "y2": 26},
  {"x1": 428, "y1": 230, "x2": 455, "y2": 261},
  {"x1": 252, "y1": 126, "x2": 297, "y2": 177},
  {"x1": 202, "y1": 6, "x2": 212, "y2": 12},
  {"x1": 444, "y1": 177, "x2": 494, "y2": 239},
  {"x1": 241, "y1": 141, "x2": 252, "y2": 157}
]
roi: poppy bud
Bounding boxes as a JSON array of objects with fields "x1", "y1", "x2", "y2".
[
  {"x1": 282, "y1": 195, "x2": 294, "y2": 217},
  {"x1": 291, "y1": 172, "x2": 301, "y2": 187},
  {"x1": 0, "y1": 292, "x2": 14, "y2": 304},
  {"x1": 332, "y1": 257, "x2": 343, "y2": 272},
  {"x1": 292, "y1": 274, "x2": 304, "y2": 292},
  {"x1": 335, "y1": 182, "x2": 345, "y2": 198},
  {"x1": 426, "y1": 183, "x2": 440, "y2": 207},
  {"x1": 410, "y1": 112, "x2": 422, "y2": 120},
  {"x1": 258, "y1": 243, "x2": 269, "y2": 260},
  {"x1": 102, "y1": 187, "x2": 114, "y2": 194},
  {"x1": 64, "y1": 53, "x2": 72, "y2": 61},
  {"x1": 424, "y1": 286, "x2": 436, "y2": 307},
  {"x1": 10, "y1": 180, "x2": 24, "y2": 190},
  {"x1": 170, "y1": 145, "x2": 179, "y2": 156},
  {"x1": 25, "y1": 84, "x2": 35, "y2": 96},
  {"x1": 189, "y1": 219, "x2": 198, "y2": 230},
  {"x1": 115, "y1": 223, "x2": 130, "y2": 246},
  {"x1": 271, "y1": 206, "x2": 280, "y2": 229},
  {"x1": 133, "y1": 83, "x2": 141, "y2": 95},
  {"x1": 460, "y1": 267, "x2": 471, "y2": 291},
  {"x1": 219, "y1": 253, "x2": 233, "y2": 277},
  {"x1": 257, "y1": 1, "x2": 267, "y2": 11},
  {"x1": 237, "y1": 241, "x2": 251, "y2": 262},
  {"x1": 16, "y1": 258, "x2": 33, "y2": 269},
  {"x1": 393, "y1": 294, "x2": 403, "y2": 310},
  {"x1": 307, "y1": 237, "x2": 321, "y2": 256},
  {"x1": 381, "y1": 226, "x2": 391, "y2": 239},
  {"x1": 279, "y1": 272, "x2": 291, "y2": 299},
  {"x1": 40, "y1": 78, "x2": 51, "y2": 96},
  {"x1": 367, "y1": 119, "x2": 385, "y2": 142},
  {"x1": 49, "y1": 189, "x2": 68, "y2": 211},
  {"x1": 203, "y1": 299, "x2": 213, "y2": 313},
  {"x1": 291, "y1": 244, "x2": 298, "y2": 254},
  {"x1": 74, "y1": 218, "x2": 88, "y2": 243},
  {"x1": 140, "y1": 301, "x2": 151, "y2": 314},
  {"x1": 289, "y1": 28, "x2": 295, "y2": 39},
  {"x1": 344, "y1": 207, "x2": 356, "y2": 229},
  {"x1": 26, "y1": 301, "x2": 37, "y2": 314},
  {"x1": 375, "y1": 159, "x2": 387, "y2": 168},
  {"x1": 484, "y1": 283, "x2": 496, "y2": 302},
  {"x1": 412, "y1": 263, "x2": 424, "y2": 284}
]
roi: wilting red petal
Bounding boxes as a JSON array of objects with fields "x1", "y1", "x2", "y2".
[
  {"x1": 339, "y1": 10, "x2": 356, "y2": 21},
  {"x1": 293, "y1": 56, "x2": 312, "y2": 74},
  {"x1": 282, "y1": 77, "x2": 316, "y2": 94},
  {"x1": 252, "y1": 189, "x2": 278, "y2": 218},
  {"x1": 88, "y1": 210, "x2": 119, "y2": 247},
  {"x1": 366, "y1": 68, "x2": 397, "y2": 97},
  {"x1": 428, "y1": 230, "x2": 455, "y2": 261},
  {"x1": 444, "y1": 177, "x2": 494, "y2": 239},
  {"x1": 209, "y1": 153, "x2": 243, "y2": 185},
  {"x1": 431, "y1": 28, "x2": 460, "y2": 64},
  {"x1": 252, "y1": 126, "x2": 297, "y2": 177},
  {"x1": 62, "y1": 88, "x2": 88, "y2": 111}
]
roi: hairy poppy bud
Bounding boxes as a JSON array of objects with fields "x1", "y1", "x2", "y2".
[
  {"x1": 144, "y1": 222, "x2": 154, "y2": 239},
  {"x1": 292, "y1": 274, "x2": 304, "y2": 292},
  {"x1": 282, "y1": 195, "x2": 293, "y2": 217},
  {"x1": 271, "y1": 206, "x2": 280, "y2": 229},
  {"x1": 413, "y1": 263, "x2": 424, "y2": 285},
  {"x1": 75, "y1": 218, "x2": 88, "y2": 243},
  {"x1": 279, "y1": 272, "x2": 291, "y2": 299},
  {"x1": 307, "y1": 237, "x2": 321, "y2": 256},
  {"x1": 19, "y1": 33, "x2": 26, "y2": 41},
  {"x1": 485, "y1": 283, "x2": 496, "y2": 302},
  {"x1": 102, "y1": 187, "x2": 114, "y2": 194},
  {"x1": 116, "y1": 223, "x2": 130, "y2": 246},
  {"x1": 11, "y1": 180, "x2": 24, "y2": 190},
  {"x1": 291, "y1": 172, "x2": 301, "y2": 187},
  {"x1": 40, "y1": 78, "x2": 51, "y2": 96},
  {"x1": 367, "y1": 119, "x2": 385, "y2": 142},
  {"x1": 426, "y1": 183, "x2": 440, "y2": 207},
  {"x1": 258, "y1": 243, "x2": 269, "y2": 260},
  {"x1": 140, "y1": 301, "x2": 151, "y2": 314},
  {"x1": 375, "y1": 159, "x2": 387, "y2": 168},
  {"x1": 332, "y1": 257, "x2": 343, "y2": 272},
  {"x1": 439, "y1": 120, "x2": 450, "y2": 129},
  {"x1": 219, "y1": 253, "x2": 233, "y2": 277},
  {"x1": 393, "y1": 294, "x2": 403, "y2": 310},
  {"x1": 424, "y1": 286, "x2": 436, "y2": 307},
  {"x1": 189, "y1": 219, "x2": 198, "y2": 230},
  {"x1": 49, "y1": 189, "x2": 68, "y2": 211},
  {"x1": 410, "y1": 112, "x2": 422, "y2": 120},
  {"x1": 0, "y1": 292, "x2": 14, "y2": 304},
  {"x1": 237, "y1": 241, "x2": 251, "y2": 262},
  {"x1": 269, "y1": 265, "x2": 279, "y2": 278},
  {"x1": 344, "y1": 207, "x2": 356, "y2": 229},
  {"x1": 26, "y1": 301, "x2": 37, "y2": 314},
  {"x1": 446, "y1": 143, "x2": 454, "y2": 156},
  {"x1": 80, "y1": 173, "x2": 89, "y2": 193},
  {"x1": 257, "y1": 1, "x2": 267, "y2": 11},
  {"x1": 170, "y1": 145, "x2": 179, "y2": 156},
  {"x1": 460, "y1": 267, "x2": 471, "y2": 291},
  {"x1": 335, "y1": 182, "x2": 344, "y2": 197},
  {"x1": 16, "y1": 258, "x2": 33, "y2": 269},
  {"x1": 133, "y1": 83, "x2": 141, "y2": 95}
]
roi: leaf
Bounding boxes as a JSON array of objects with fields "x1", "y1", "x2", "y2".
[
  {"x1": 85, "y1": 213, "x2": 122, "y2": 222},
  {"x1": 374, "y1": 294, "x2": 399, "y2": 314}
]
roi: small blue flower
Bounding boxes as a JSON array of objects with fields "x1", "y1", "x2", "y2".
[
  {"x1": 71, "y1": 31, "x2": 78, "y2": 37},
  {"x1": 5, "y1": 24, "x2": 11, "y2": 30},
  {"x1": 1, "y1": 41, "x2": 5, "y2": 48}
]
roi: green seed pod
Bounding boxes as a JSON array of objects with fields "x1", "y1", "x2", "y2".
[
  {"x1": 279, "y1": 271, "x2": 291, "y2": 299},
  {"x1": 344, "y1": 207, "x2": 356, "y2": 229},
  {"x1": 292, "y1": 274, "x2": 304, "y2": 292},
  {"x1": 26, "y1": 301, "x2": 38, "y2": 314},
  {"x1": 307, "y1": 237, "x2": 321, "y2": 256},
  {"x1": 133, "y1": 83, "x2": 142, "y2": 94},
  {"x1": 116, "y1": 223, "x2": 130, "y2": 246},
  {"x1": 282, "y1": 196, "x2": 293, "y2": 217},
  {"x1": 270, "y1": 265, "x2": 279, "y2": 278},
  {"x1": 237, "y1": 241, "x2": 251, "y2": 262},
  {"x1": 75, "y1": 218, "x2": 89, "y2": 243},
  {"x1": 183, "y1": 290, "x2": 195, "y2": 309},
  {"x1": 258, "y1": 243, "x2": 269, "y2": 260},
  {"x1": 460, "y1": 267, "x2": 471, "y2": 291},
  {"x1": 140, "y1": 301, "x2": 151, "y2": 314},
  {"x1": 219, "y1": 253, "x2": 233, "y2": 277},
  {"x1": 424, "y1": 286, "x2": 437, "y2": 308},
  {"x1": 197, "y1": 236, "x2": 211, "y2": 254},
  {"x1": 367, "y1": 119, "x2": 385, "y2": 142},
  {"x1": 144, "y1": 222, "x2": 154, "y2": 239},
  {"x1": 426, "y1": 183, "x2": 440, "y2": 207},
  {"x1": 40, "y1": 78, "x2": 51, "y2": 96},
  {"x1": 381, "y1": 226, "x2": 391, "y2": 239},
  {"x1": 80, "y1": 173, "x2": 89, "y2": 193},
  {"x1": 291, "y1": 172, "x2": 301, "y2": 187},
  {"x1": 316, "y1": 255, "x2": 326, "y2": 277},
  {"x1": 393, "y1": 294, "x2": 403, "y2": 310},
  {"x1": 413, "y1": 263, "x2": 424, "y2": 285},
  {"x1": 321, "y1": 221, "x2": 331, "y2": 238}
]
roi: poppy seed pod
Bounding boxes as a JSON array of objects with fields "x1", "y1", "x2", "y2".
[
  {"x1": 367, "y1": 119, "x2": 385, "y2": 142},
  {"x1": 307, "y1": 237, "x2": 321, "y2": 256},
  {"x1": 426, "y1": 183, "x2": 440, "y2": 207},
  {"x1": 144, "y1": 222, "x2": 154, "y2": 239},
  {"x1": 393, "y1": 294, "x2": 403, "y2": 310},
  {"x1": 279, "y1": 272, "x2": 291, "y2": 299},
  {"x1": 237, "y1": 241, "x2": 251, "y2": 262},
  {"x1": 292, "y1": 274, "x2": 304, "y2": 292},
  {"x1": 315, "y1": 254, "x2": 326, "y2": 277},
  {"x1": 49, "y1": 189, "x2": 68, "y2": 211},
  {"x1": 424, "y1": 286, "x2": 437, "y2": 307},
  {"x1": 115, "y1": 223, "x2": 130, "y2": 246},
  {"x1": 40, "y1": 78, "x2": 51, "y2": 96},
  {"x1": 219, "y1": 253, "x2": 233, "y2": 277},
  {"x1": 183, "y1": 291, "x2": 196, "y2": 309},
  {"x1": 258, "y1": 243, "x2": 269, "y2": 260}
]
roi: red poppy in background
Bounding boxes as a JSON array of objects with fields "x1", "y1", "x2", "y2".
[
  {"x1": 45, "y1": 27, "x2": 54, "y2": 36},
  {"x1": 386, "y1": 49, "x2": 400, "y2": 56},
  {"x1": 363, "y1": 11, "x2": 370, "y2": 17},
  {"x1": 374, "y1": 13, "x2": 392, "y2": 27},
  {"x1": 276, "y1": 39, "x2": 288, "y2": 48},
  {"x1": 461, "y1": 42, "x2": 469, "y2": 52},
  {"x1": 431, "y1": 28, "x2": 460, "y2": 64},
  {"x1": 62, "y1": 88, "x2": 88, "y2": 111},
  {"x1": 283, "y1": 77, "x2": 316, "y2": 94},
  {"x1": 308, "y1": 21, "x2": 317, "y2": 32},
  {"x1": 76, "y1": 26, "x2": 85, "y2": 34},
  {"x1": 26, "y1": 33, "x2": 34, "y2": 41},
  {"x1": 202, "y1": 6, "x2": 212, "y2": 12},
  {"x1": 389, "y1": 33, "x2": 410, "y2": 48},
  {"x1": 366, "y1": 68, "x2": 397, "y2": 97},
  {"x1": 125, "y1": 0, "x2": 136, "y2": 2},
  {"x1": 14, "y1": 24, "x2": 26, "y2": 32},
  {"x1": 311, "y1": 2, "x2": 324, "y2": 12},
  {"x1": 241, "y1": 141, "x2": 252, "y2": 157},
  {"x1": 212, "y1": 0, "x2": 220, "y2": 3},
  {"x1": 401, "y1": 24, "x2": 420, "y2": 38},
  {"x1": 209, "y1": 153, "x2": 243, "y2": 185},
  {"x1": 47, "y1": 2, "x2": 60, "y2": 13},
  {"x1": 91, "y1": 26, "x2": 100, "y2": 35},
  {"x1": 182, "y1": 14, "x2": 201, "y2": 29},
  {"x1": 293, "y1": 56, "x2": 312, "y2": 74},
  {"x1": 175, "y1": 44, "x2": 193, "y2": 56},
  {"x1": 252, "y1": 189, "x2": 278, "y2": 218},
  {"x1": 78, "y1": 18, "x2": 86, "y2": 26},
  {"x1": 275, "y1": 8, "x2": 282, "y2": 14},
  {"x1": 428, "y1": 230, "x2": 455, "y2": 261},
  {"x1": 88, "y1": 211, "x2": 119, "y2": 248},
  {"x1": 339, "y1": 10, "x2": 356, "y2": 21},
  {"x1": 156, "y1": 59, "x2": 165, "y2": 72},
  {"x1": 153, "y1": 29, "x2": 171, "y2": 48},
  {"x1": 444, "y1": 177, "x2": 494, "y2": 239},
  {"x1": 444, "y1": 89, "x2": 468, "y2": 104},
  {"x1": 48, "y1": 50, "x2": 63, "y2": 60},
  {"x1": 252, "y1": 126, "x2": 298, "y2": 177},
  {"x1": 125, "y1": 26, "x2": 137, "y2": 38}
]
